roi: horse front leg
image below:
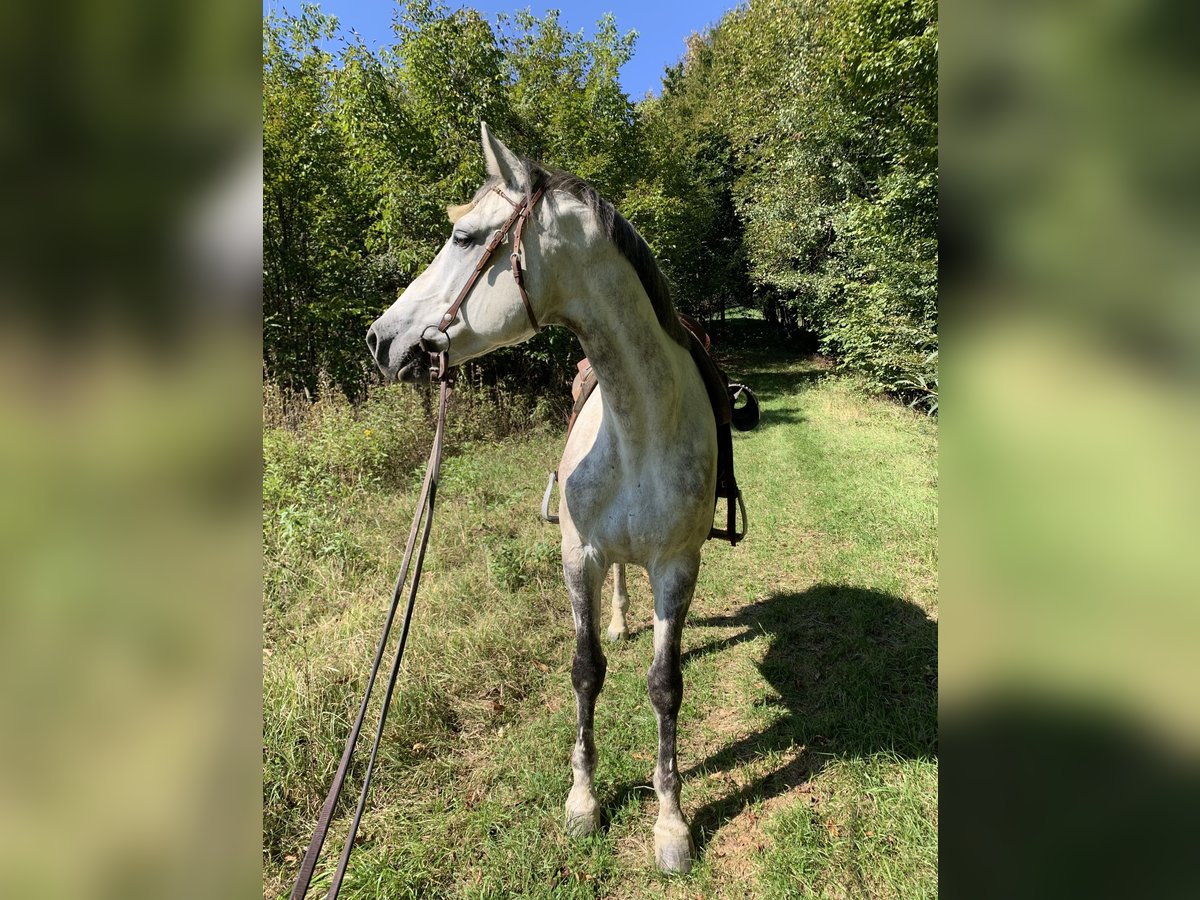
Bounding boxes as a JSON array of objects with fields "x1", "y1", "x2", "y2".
[
  {"x1": 606, "y1": 563, "x2": 630, "y2": 643},
  {"x1": 563, "y1": 549, "x2": 608, "y2": 837},
  {"x1": 647, "y1": 557, "x2": 699, "y2": 873}
]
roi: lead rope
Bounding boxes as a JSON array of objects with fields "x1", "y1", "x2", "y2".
[{"x1": 290, "y1": 352, "x2": 455, "y2": 900}]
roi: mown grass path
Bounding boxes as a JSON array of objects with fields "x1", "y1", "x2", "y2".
[{"x1": 264, "y1": 320, "x2": 938, "y2": 898}]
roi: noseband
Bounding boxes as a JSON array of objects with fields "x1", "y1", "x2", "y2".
[{"x1": 432, "y1": 175, "x2": 547, "y2": 345}]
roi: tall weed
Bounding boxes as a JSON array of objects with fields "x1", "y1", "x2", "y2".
[{"x1": 263, "y1": 374, "x2": 555, "y2": 589}]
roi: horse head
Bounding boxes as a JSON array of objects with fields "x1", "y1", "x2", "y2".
[{"x1": 366, "y1": 123, "x2": 556, "y2": 381}]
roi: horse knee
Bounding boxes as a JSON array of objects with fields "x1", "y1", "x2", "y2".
[
  {"x1": 572, "y1": 645, "x2": 607, "y2": 699},
  {"x1": 647, "y1": 658, "x2": 682, "y2": 717}
]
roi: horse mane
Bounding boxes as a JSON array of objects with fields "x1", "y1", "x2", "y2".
[{"x1": 529, "y1": 164, "x2": 690, "y2": 349}]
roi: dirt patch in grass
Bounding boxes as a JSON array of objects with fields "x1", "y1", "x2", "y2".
[{"x1": 688, "y1": 751, "x2": 827, "y2": 895}]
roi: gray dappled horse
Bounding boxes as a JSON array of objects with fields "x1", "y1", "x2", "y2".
[{"x1": 367, "y1": 124, "x2": 718, "y2": 872}]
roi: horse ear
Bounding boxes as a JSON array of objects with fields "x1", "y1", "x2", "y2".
[{"x1": 480, "y1": 121, "x2": 527, "y2": 191}]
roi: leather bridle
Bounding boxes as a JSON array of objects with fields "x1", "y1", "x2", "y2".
[{"x1": 426, "y1": 174, "x2": 547, "y2": 352}]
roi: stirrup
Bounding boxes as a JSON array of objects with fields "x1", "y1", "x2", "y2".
[
  {"x1": 541, "y1": 470, "x2": 560, "y2": 524},
  {"x1": 708, "y1": 489, "x2": 748, "y2": 545}
]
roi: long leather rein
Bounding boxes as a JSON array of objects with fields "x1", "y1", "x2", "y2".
[{"x1": 291, "y1": 178, "x2": 546, "y2": 900}]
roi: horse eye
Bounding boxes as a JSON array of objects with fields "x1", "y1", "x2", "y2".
[{"x1": 451, "y1": 231, "x2": 472, "y2": 248}]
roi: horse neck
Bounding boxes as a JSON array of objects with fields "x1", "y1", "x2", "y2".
[{"x1": 557, "y1": 257, "x2": 694, "y2": 446}]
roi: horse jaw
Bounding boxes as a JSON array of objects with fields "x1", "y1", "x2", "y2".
[{"x1": 366, "y1": 235, "x2": 539, "y2": 379}]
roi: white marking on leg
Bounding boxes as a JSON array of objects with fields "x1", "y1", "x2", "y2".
[{"x1": 607, "y1": 564, "x2": 630, "y2": 642}]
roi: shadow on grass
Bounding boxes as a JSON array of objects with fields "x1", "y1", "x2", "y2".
[{"x1": 604, "y1": 584, "x2": 937, "y2": 856}]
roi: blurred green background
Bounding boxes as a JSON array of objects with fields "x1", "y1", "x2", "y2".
[{"x1": 941, "y1": 0, "x2": 1200, "y2": 895}]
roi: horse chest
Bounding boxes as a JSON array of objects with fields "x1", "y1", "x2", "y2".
[{"x1": 562, "y1": 438, "x2": 713, "y2": 557}]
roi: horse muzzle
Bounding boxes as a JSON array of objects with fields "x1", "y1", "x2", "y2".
[{"x1": 394, "y1": 343, "x2": 435, "y2": 383}]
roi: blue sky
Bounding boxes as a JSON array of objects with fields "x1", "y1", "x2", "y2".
[{"x1": 263, "y1": 1, "x2": 741, "y2": 98}]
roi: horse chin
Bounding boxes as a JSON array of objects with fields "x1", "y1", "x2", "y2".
[{"x1": 394, "y1": 344, "x2": 433, "y2": 384}]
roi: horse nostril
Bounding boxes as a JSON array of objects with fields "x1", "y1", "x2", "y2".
[
  {"x1": 375, "y1": 335, "x2": 392, "y2": 366},
  {"x1": 366, "y1": 326, "x2": 392, "y2": 366}
]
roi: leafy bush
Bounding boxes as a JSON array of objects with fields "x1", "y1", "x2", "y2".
[
  {"x1": 648, "y1": 0, "x2": 937, "y2": 395},
  {"x1": 266, "y1": 372, "x2": 544, "y2": 486}
]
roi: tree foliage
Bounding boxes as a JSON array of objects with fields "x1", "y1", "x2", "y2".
[
  {"x1": 263, "y1": 0, "x2": 938, "y2": 404},
  {"x1": 264, "y1": 7, "x2": 379, "y2": 393},
  {"x1": 655, "y1": 0, "x2": 939, "y2": 394}
]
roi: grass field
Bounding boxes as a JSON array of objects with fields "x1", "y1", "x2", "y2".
[{"x1": 263, "y1": 318, "x2": 938, "y2": 898}]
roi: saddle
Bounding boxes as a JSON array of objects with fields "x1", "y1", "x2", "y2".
[{"x1": 549, "y1": 314, "x2": 757, "y2": 546}]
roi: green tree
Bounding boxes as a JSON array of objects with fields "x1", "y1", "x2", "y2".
[
  {"x1": 624, "y1": 32, "x2": 748, "y2": 325},
  {"x1": 667, "y1": 0, "x2": 939, "y2": 396},
  {"x1": 263, "y1": 5, "x2": 378, "y2": 394},
  {"x1": 808, "y1": 0, "x2": 938, "y2": 394},
  {"x1": 262, "y1": 0, "x2": 938, "y2": 405}
]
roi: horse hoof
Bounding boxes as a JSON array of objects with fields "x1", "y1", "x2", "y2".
[
  {"x1": 655, "y1": 839, "x2": 694, "y2": 874},
  {"x1": 565, "y1": 808, "x2": 599, "y2": 837},
  {"x1": 565, "y1": 792, "x2": 600, "y2": 837},
  {"x1": 654, "y1": 823, "x2": 695, "y2": 874},
  {"x1": 606, "y1": 625, "x2": 628, "y2": 643}
]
